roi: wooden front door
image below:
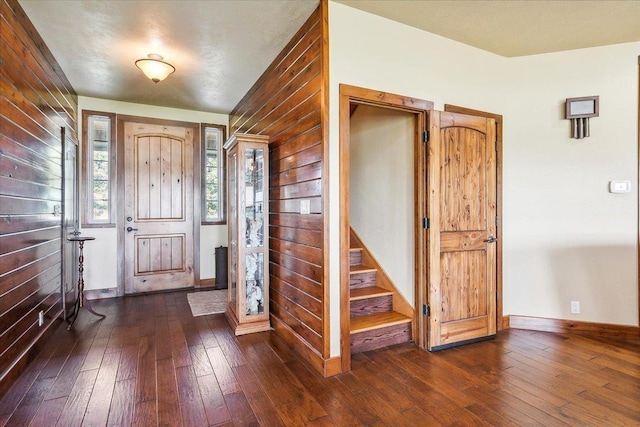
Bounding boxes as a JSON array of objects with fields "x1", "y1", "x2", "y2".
[
  {"x1": 123, "y1": 121, "x2": 195, "y2": 294},
  {"x1": 427, "y1": 111, "x2": 497, "y2": 350}
]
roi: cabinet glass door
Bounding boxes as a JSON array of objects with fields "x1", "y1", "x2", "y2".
[
  {"x1": 244, "y1": 148, "x2": 264, "y2": 248},
  {"x1": 228, "y1": 152, "x2": 237, "y2": 308},
  {"x1": 244, "y1": 148, "x2": 264, "y2": 317},
  {"x1": 245, "y1": 253, "x2": 264, "y2": 315}
]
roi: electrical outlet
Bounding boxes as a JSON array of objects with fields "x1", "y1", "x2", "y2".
[
  {"x1": 38, "y1": 310, "x2": 44, "y2": 326},
  {"x1": 570, "y1": 301, "x2": 580, "y2": 314}
]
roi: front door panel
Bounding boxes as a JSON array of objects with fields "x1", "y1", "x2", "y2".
[{"x1": 124, "y1": 122, "x2": 194, "y2": 294}]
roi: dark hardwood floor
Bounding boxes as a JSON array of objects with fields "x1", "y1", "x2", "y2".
[{"x1": 0, "y1": 290, "x2": 638, "y2": 426}]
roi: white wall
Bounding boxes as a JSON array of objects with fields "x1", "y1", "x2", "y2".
[
  {"x1": 350, "y1": 105, "x2": 415, "y2": 304},
  {"x1": 329, "y1": 2, "x2": 508, "y2": 355},
  {"x1": 503, "y1": 43, "x2": 639, "y2": 325},
  {"x1": 78, "y1": 96, "x2": 228, "y2": 291},
  {"x1": 329, "y1": 1, "x2": 639, "y2": 356}
]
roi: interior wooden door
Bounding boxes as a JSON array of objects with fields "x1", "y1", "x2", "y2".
[
  {"x1": 427, "y1": 110, "x2": 497, "y2": 350},
  {"x1": 123, "y1": 121, "x2": 194, "y2": 294}
]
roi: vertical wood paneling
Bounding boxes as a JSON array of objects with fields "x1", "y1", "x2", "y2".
[
  {"x1": 136, "y1": 135, "x2": 184, "y2": 221},
  {"x1": 135, "y1": 235, "x2": 185, "y2": 275},
  {"x1": 138, "y1": 239, "x2": 150, "y2": 273},
  {"x1": 161, "y1": 237, "x2": 172, "y2": 271},
  {"x1": 136, "y1": 136, "x2": 150, "y2": 220},
  {"x1": 149, "y1": 136, "x2": 161, "y2": 219},
  {"x1": 229, "y1": 4, "x2": 330, "y2": 375},
  {"x1": 150, "y1": 238, "x2": 162, "y2": 272},
  {"x1": 441, "y1": 251, "x2": 487, "y2": 322},
  {"x1": 440, "y1": 128, "x2": 486, "y2": 231},
  {"x1": 171, "y1": 236, "x2": 182, "y2": 270},
  {"x1": 160, "y1": 138, "x2": 171, "y2": 219},
  {"x1": 170, "y1": 138, "x2": 183, "y2": 219},
  {"x1": 0, "y1": 0, "x2": 78, "y2": 397}
]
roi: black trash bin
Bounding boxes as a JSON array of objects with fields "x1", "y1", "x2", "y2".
[{"x1": 215, "y1": 246, "x2": 228, "y2": 289}]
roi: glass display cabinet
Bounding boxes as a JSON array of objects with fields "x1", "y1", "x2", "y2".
[{"x1": 223, "y1": 133, "x2": 270, "y2": 335}]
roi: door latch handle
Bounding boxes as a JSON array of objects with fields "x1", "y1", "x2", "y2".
[
  {"x1": 126, "y1": 227, "x2": 139, "y2": 233},
  {"x1": 485, "y1": 236, "x2": 497, "y2": 243}
]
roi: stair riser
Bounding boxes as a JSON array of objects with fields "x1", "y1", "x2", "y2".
[
  {"x1": 350, "y1": 250, "x2": 362, "y2": 266},
  {"x1": 350, "y1": 295, "x2": 393, "y2": 318},
  {"x1": 350, "y1": 271, "x2": 376, "y2": 289},
  {"x1": 350, "y1": 323, "x2": 412, "y2": 354}
]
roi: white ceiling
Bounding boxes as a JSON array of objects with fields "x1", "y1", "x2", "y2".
[
  {"x1": 18, "y1": 0, "x2": 320, "y2": 114},
  {"x1": 19, "y1": 1, "x2": 640, "y2": 115},
  {"x1": 335, "y1": 0, "x2": 640, "y2": 57}
]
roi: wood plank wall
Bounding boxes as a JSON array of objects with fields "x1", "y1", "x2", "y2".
[
  {"x1": 229, "y1": 3, "x2": 333, "y2": 375},
  {"x1": 0, "y1": 0, "x2": 78, "y2": 396}
]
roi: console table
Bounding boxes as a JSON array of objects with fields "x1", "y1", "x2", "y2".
[{"x1": 66, "y1": 236, "x2": 106, "y2": 329}]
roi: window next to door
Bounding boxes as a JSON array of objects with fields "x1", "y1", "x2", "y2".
[
  {"x1": 201, "y1": 124, "x2": 226, "y2": 224},
  {"x1": 82, "y1": 110, "x2": 116, "y2": 227}
]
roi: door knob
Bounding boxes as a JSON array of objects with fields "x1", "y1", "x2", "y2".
[
  {"x1": 126, "y1": 227, "x2": 139, "y2": 232},
  {"x1": 484, "y1": 236, "x2": 497, "y2": 243}
]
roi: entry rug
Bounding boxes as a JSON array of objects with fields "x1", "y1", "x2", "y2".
[{"x1": 187, "y1": 289, "x2": 227, "y2": 316}]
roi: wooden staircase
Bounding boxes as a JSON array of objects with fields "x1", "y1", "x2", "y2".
[{"x1": 349, "y1": 229, "x2": 414, "y2": 353}]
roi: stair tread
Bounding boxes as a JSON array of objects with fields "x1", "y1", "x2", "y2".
[
  {"x1": 350, "y1": 312, "x2": 412, "y2": 334},
  {"x1": 350, "y1": 286, "x2": 393, "y2": 301},
  {"x1": 350, "y1": 247, "x2": 363, "y2": 252},
  {"x1": 350, "y1": 264, "x2": 377, "y2": 274}
]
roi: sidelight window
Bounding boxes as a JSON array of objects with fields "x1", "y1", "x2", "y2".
[
  {"x1": 201, "y1": 124, "x2": 226, "y2": 224},
  {"x1": 82, "y1": 111, "x2": 116, "y2": 227}
]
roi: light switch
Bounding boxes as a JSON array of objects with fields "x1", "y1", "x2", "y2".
[
  {"x1": 609, "y1": 180, "x2": 631, "y2": 194},
  {"x1": 300, "y1": 199, "x2": 311, "y2": 215}
]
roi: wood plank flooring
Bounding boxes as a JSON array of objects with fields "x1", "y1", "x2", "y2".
[{"x1": 0, "y1": 290, "x2": 638, "y2": 426}]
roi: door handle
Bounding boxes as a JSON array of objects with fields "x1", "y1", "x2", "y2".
[
  {"x1": 126, "y1": 227, "x2": 139, "y2": 233},
  {"x1": 484, "y1": 236, "x2": 497, "y2": 243}
]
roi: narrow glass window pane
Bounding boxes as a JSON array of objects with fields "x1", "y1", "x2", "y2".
[
  {"x1": 88, "y1": 116, "x2": 111, "y2": 223},
  {"x1": 245, "y1": 148, "x2": 264, "y2": 248},
  {"x1": 203, "y1": 126, "x2": 225, "y2": 222}
]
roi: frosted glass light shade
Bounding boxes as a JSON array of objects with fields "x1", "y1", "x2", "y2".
[{"x1": 135, "y1": 54, "x2": 175, "y2": 83}]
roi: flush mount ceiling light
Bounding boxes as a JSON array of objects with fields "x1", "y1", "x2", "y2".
[{"x1": 135, "y1": 53, "x2": 175, "y2": 83}]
